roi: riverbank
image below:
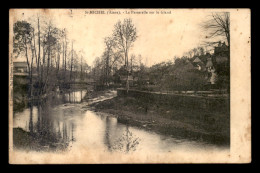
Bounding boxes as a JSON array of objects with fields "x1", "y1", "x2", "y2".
[
  {"x1": 89, "y1": 94, "x2": 230, "y2": 146},
  {"x1": 83, "y1": 89, "x2": 110, "y2": 100},
  {"x1": 13, "y1": 128, "x2": 69, "y2": 152}
]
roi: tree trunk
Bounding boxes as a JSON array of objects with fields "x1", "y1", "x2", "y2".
[
  {"x1": 33, "y1": 29, "x2": 38, "y2": 71},
  {"x1": 38, "y1": 17, "x2": 41, "y2": 76},
  {"x1": 44, "y1": 29, "x2": 51, "y2": 94},
  {"x1": 56, "y1": 45, "x2": 60, "y2": 81},
  {"x1": 70, "y1": 41, "x2": 73, "y2": 81},
  {"x1": 37, "y1": 17, "x2": 41, "y2": 96},
  {"x1": 63, "y1": 41, "x2": 65, "y2": 72},
  {"x1": 24, "y1": 37, "x2": 32, "y2": 98},
  {"x1": 30, "y1": 41, "x2": 35, "y2": 98},
  {"x1": 64, "y1": 35, "x2": 67, "y2": 84},
  {"x1": 124, "y1": 48, "x2": 129, "y2": 93}
]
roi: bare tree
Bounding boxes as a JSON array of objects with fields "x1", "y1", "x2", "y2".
[
  {"x1": 112, "y1": 18, "x2": 137, "y2": 92},
  {"x1": 61, "y1": 29, "x2": 68, "y2": 74},
  {"x1": 54, "y1": 39, "x2": 62, "y2": 76},
  {"x1": 70, "y1": 41, "x2": 74, "y2": 81},
  {"x1": 13, "y1": 17, "x2": 87, "y2": 97},
  {"x1": 40, "y1": 22, "x2": 60, "y2": 94},
  {"x1": 202, "y1": 12, "x2": 230, "y2": 47},
  {"x1": 37, "y1": 17, "x2": 41, "y2": 76},
  {"x1": 104, "y1": 37, "x2": 116, "y2": 85}
]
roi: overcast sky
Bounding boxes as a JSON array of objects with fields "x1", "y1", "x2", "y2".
[{"x1": 11, "y1": 9, "x2": 225, "y2": 67}]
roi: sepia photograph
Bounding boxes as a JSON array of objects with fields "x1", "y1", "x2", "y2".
[{"x1": 8, "y1": 8, "x2": 251, "y2": 164}]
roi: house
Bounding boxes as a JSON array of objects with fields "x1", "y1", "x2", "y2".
[
  {"x1": 193, "y1": 57, "x2": 202, "y2": 63},
  {"x1": 213, "y1": 41, "x2": 229, "y2": 66},
  {"x1": 13, "y1": 62, "x2": 28, "y2": 77},
  {"x1": 184, "y1": 59, "x2": 197, "y2": 71},
  {"x1": 214, "y1": 41, "x2": 229, "y2": 56},
  {"x1": 193, "y1": 57, "x2": 206, "y2": 71},
  {"x1": 206, "y1": 58, "x2": 214, "y2": 70},
  {"x1": 203, "y1": 42, "x2": 230, "y2": 86},
  {"x1": 13, "y1": 62, "x2": 28, "y2": 73},
  {"x1": 205, "y1": 57, "x2": 218, "y2": 84}
]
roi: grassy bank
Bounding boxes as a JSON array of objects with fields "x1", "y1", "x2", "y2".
[
  {"x1": 13, "y1": 78, "x2": 28, "y2": 113},
  {"x1": 13, "y1": 128, "x2": 69, "y2": 152},
  {"x1": 90, "y1": 96, "x2": 230, "y2": 146}
]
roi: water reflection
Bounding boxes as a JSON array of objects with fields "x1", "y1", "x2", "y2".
[
  {"x1": 29, "y1": 101, "x2": 73, "y2": 151},
  {"x1": 13, "y1": 89, "x2": 226, "y2": 153},
  {"x1": 14, "y1": 90, "x2": 86, "y2": 151},
  {"x1": 64, "y1": 90, "x2": 87, "y2": 103},
  {"x1": 110, "y1": 125, "x2": 141, "y2": 153},
  {"x1": 102, "y1": 116, "x2": 140, "y2": 153},
  {"x1": 104, "y1": 116, "x2": 112, "y2": 151}
]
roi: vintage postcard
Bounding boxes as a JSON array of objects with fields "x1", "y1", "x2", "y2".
[{"x1": 9, "y1": 8, "x2": 251, "y2": 164}]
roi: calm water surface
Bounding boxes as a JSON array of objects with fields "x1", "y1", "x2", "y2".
[{"x1": 13, "y1": 90, "x2": 227, "y2": 154}]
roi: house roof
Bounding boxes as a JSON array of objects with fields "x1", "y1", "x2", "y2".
[
  {"x1": 193, "y1": 57, "x2": 202, "y2": 63},
  {"x1": 13, "y1": 62, "x2": 27, "y2": 68},
  {"x1": 184, "y1": 61, "x2": 196, "y2": 70}
]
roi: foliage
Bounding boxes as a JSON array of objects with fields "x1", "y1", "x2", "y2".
[
  {"x1": 13, "y1": 21, "x2": 33, "y2": 57},
  {"x1": 111, "y1": 127, "x2": 140, "y2": 153},
  {"x1": 91, "y1": 18, "x2": 138, "y2": 88},
  {"x1": 13, "y1": 18, "x2": 91, "y2": 97},
  {"x1": 148, "y1": 57, "x2": 208, "y2": 91}
]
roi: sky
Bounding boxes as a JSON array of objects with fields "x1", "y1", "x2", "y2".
[{"x1": 10, "y1": 9, "x2": 225, "y2": 67}]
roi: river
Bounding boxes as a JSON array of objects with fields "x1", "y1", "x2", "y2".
[{"x1": 13, "y1": 89, "x2": 228, "y2": 162}]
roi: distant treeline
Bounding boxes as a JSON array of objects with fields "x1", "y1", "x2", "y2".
[
  {"x1": 93, "y1": 43, "x2": 230, "y2": 92},
  {"x1": 91, "y1": 13, "x2": 230, "y2": 92}
]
